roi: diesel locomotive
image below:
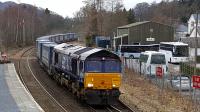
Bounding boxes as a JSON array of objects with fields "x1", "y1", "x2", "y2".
[{"x1": 36, "y1": 34, "x2": 122, "y2": 105}]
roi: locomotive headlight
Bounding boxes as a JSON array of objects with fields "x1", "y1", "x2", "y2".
[
  {"x1": 87, "y1": 83, "x2": 93, "y2": 87},
  {"x1": 112, "y1": 78, "x2": 120, "y2": 88}
]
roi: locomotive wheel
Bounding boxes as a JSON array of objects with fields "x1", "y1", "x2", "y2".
[
  {"x1": 76, "y1": 91, "x2": 84, "y2": 103},
  {"x1": 72, "y1": 82, "x2": 76, "y2": 95},
  {"x1": 60, "y1": 77, "x2": 63, "y2": 86}
]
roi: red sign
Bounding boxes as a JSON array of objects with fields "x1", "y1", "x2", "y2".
[
  {"x1": 192, "y1": 75, "x2": 200, "y2": 89},
  {"x1": 156, "y1": 67, "x2": 163, "y2": 77}
]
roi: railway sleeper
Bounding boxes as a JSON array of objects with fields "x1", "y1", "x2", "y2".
[{"x1": 84, "y1": 89, "x2": 120, "y2": 105}]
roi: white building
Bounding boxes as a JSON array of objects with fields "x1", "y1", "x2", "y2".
[
  {"x1": 175, "y1": 24, "x2": 188, "y2": 41},
  {"x1": 188, "y1": 14, "x2": 200, "y2": 37}
]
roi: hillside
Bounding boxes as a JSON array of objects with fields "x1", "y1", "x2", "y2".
[
  {"x1": 133, "y1": 0, "x2": 200, "y2": 25},
  {"x1": 0, "y1": 1, "x2": 16, "y2": 10},
  {"x1": 0, "y1": 1, "x2": 65, "y2": 49}
]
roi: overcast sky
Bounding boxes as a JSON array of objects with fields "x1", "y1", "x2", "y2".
[{"x1": 1, "y1": 0, "x2": 162, "y2": 17}]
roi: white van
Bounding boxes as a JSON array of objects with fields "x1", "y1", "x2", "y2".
[{"x1": 139, "y1": 51, "x2": 168, "y2": 77}]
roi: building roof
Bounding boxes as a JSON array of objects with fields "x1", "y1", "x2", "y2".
[
  {"x1": 142, "y1": 51, "x2": 165, "y2": 55},
  {"x1": 160, "y1": 42, "x2": 188, "y2": 46},
  {"x1": 180, "y1": 37, "x2": 200, "y2": 48},
  {"x1": 118, "y1": 21, "x2": 172, "y2": 29},
  {"x1": 118, "y1": 21, "x2": 150, "y2": 29},
  {"x1": 114, "y1": 34, "x2": 128, "y2": 39}
]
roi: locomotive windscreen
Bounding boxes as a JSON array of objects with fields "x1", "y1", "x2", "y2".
[{"x1": 85, "y1": 60, "x2": 121, "y2": 73}]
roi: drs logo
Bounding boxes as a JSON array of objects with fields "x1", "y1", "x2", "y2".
[
  {"x1": 156, "y1": 67, "x2": 163, "y2": 77},
  {"x1": 192, "y1": 75, "x2": 200, "y2": 89}
]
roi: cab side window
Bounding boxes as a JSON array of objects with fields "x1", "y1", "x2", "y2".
[
  {"x1": 54, "y1": 52, "x2": 58, "y2": 65},
  {"x1": 79, "y1": 61, "x2": 83, "y2": 72}
]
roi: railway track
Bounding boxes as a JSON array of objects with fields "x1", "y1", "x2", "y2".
[
  {"x1": 18, "y1": 47, "x2": 33, "y2": 93},
  {"x1": 26, "y1": 48, "x2": 68, "y2": 112},
  {"x1": 16, "y1": 47, "x2": 138, "y2": 112},
  {"x1": 108, "y1": 100, "x2": 136, "y2": 112},
  {"x1": 17, "y1": 47, "x2": 69, "y2": 112},
  {"x1": 88, "y1": 100, "x2": 136, "y2": 112}
]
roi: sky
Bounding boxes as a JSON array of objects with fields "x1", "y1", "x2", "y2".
[{"x1": 1, "y1": 0, "x2": 162, "y2": 17}]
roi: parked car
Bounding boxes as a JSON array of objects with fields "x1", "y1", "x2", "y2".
[
  {"x1": 171, "y1": 76, "x2": 193, "y2": 91},
  {"x1": 139, "y1": 51, "x2": 168, "y2": 78}
]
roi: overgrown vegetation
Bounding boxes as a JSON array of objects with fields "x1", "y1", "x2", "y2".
[{"x1": 0, "y1": 0, "x2": 200, "y2": 49}]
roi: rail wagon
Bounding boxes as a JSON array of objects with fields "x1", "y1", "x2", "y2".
[
  {"x1": 41, "y1": 43, "x2": 58, "y2": 74},
  {"x1": 36, "y1": 33, "x2": 74, "y2": 60},
  {"x1": 37, "y1": 41, "x2": 55, "y2": 61},
  {"x1": 36, "y1": 40, "x2": 50, "y2": 59}
]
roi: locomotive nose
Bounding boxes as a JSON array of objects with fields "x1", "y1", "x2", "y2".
[
  {"x1": 101, "y1": 80, "x2": 105, "y2": 85},
  {"x1": 84, "y1": 73, "x2": 121, "y2": 89}
]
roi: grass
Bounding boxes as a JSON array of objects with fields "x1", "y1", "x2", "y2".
[{"x1": 119, "y1": 68, "x2": 199, "y2": 112}]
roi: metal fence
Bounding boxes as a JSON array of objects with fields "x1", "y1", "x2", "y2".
[{"x1": 123, "y1": 57, "x2": 200, "y2": 107}]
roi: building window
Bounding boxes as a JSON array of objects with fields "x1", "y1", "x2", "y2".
[{"x1": 191, "y1": 21, "x2": 194, "y2": 27}]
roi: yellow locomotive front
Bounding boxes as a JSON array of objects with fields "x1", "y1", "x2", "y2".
[{"x1": 83, "y1": 55, "x2": 122, "y2": 105}]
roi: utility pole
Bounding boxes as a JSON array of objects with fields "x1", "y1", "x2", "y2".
[
  {"x1": 16, "y1": 0, "x2": 21, "y2": 45},
  {"x1": 22, "y1": 19, "x2": 25, "y2": 46},
  {"x1": 111, "y1": 0, "x2": 114, "y2": 50},
  {"x1": 193, "y1": 12, "x2": 199, "y2": 104},
  {"x1": 194, "y1": 12, "x2": 198, "y2": 76}
]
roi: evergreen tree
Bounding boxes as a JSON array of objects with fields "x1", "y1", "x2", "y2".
[{"x1": 127, "y1": 8, "x2": 136, "y2": 24}]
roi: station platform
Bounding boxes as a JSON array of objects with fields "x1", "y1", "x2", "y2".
[{"x1": 0, "y1": 63, "x2": 43, "y2": 112}]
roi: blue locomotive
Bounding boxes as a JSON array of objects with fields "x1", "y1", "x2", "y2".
[{"x1": 36, "y1": 33, "x2": 122, "y2": 105}]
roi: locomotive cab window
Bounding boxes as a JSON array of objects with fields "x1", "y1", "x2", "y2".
[
  {"x1": 71, "y1": 58, "x2": 77, "y2": 75},
  {"x1": 104, "y1": 60, "x2": 121, "y2": 72},
  {"x1": 79, "y1": 61, "x2": 84, "y2": 72},
  {"x1": 85, "y1": 60, "x2": 102, "y2": 73},
  {"x1": 85, "y1": 59, "x2": 121, "y2": 73},
  {"x1": 54, "y1": 52, "x2": 58, "y2": 64}
]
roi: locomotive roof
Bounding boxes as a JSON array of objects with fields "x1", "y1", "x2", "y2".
[
  {"x1": 54, "y1": 43, "x2": 86, "y2": 55},
  {"x1": 65, "y1": 46, "x2": 86, "y2": 54},
  {"x1": 54, "y1": 43, "x2": 73, "y2": 53},
  {"x1": 79, "y1": 48, "x2": 102, "y2": 60},
  {"x1": 54, "y1": 43, "x2": 120, "y2": 60},
  {"x1": 73, "y1": 47, "x2": 94, "y2": 55}
]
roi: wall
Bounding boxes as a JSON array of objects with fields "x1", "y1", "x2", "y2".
[{"x1": 129, "y1": 22, "x2": 174, "y2": 45}]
